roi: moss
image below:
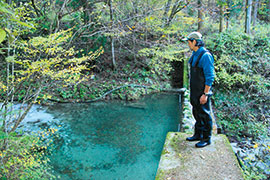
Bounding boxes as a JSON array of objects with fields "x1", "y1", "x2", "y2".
[
  {"x1": 183, "y1": 125, "x2": 190, "y2": 130},
  {"x1": 156, "y1": 168, "x2": 181, "y2": 180},
  {"x1": 220, "y1": 135, "x2": 245, "y2": 178},
  {"x1": 168, "y1": 133, "x2": 192, "y2": 169},
  {"x1": 170, "y1": 134, "x2": 185, "y2": 152},
  {"x1": 155, "y1": 170, "x2": 166, "y2": 180},
  {"x1": 161, "y1": 147, "x2": 169, "y2": 156},
  {"x1": 169, "y1": 133, "x2": 189, "y2": 148}
]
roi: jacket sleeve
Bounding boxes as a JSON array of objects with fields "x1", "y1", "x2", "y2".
[{"x1": 201, "y1": 52, "x2": 215, "y2": 86}]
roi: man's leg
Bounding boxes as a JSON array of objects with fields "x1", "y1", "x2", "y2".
[
  {"x1": 195, "y1": 99, "x2": 213, "y2": 148},
  {"x1": 186, "y1": 106, "x2": 204, "y2": 141}
]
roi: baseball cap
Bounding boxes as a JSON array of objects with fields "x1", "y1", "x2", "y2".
[{"x1": 182, "y1": 32, "x2": 203, "y2": 41}]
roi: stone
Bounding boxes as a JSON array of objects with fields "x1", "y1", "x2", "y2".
[{"x1": 155, "y1": 132, "x2": 244, "y2": 180}]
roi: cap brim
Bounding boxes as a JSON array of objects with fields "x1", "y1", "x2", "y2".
[{"x1": 181, "y1": 37, "x2": 189, "y2": 41}]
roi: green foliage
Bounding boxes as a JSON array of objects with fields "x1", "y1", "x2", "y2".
[
  {"x1": 0, "y1": 28, "x2": 7, "y2": 44},
  {"x1": 243, "y1": 164, "x2": 267, "y2": 180},
  {"x1": 208, "y1": 25, "x2": 270, "y2": 142},
  {"x1": 241, "y1": 140, "x2": 270, "y2": 180},
  {"x1": 139, "y1": 45, "x2": 186, "y2": 81},
  {"x1": 0, "y1": 0, "x2": 191, "y2": 104},
  {"x1": 0, "y1": 1, "x2": 36, "y2": 54},
  {"x1": 214, "y1": 91, "x2": 268, "y2": 140},
  {"x1": 208, "y1": 26, "x2": 270, "y2": 92},
  {"x1": 257, "y1": 0, "x2": 270, "y2": 22},
  {"x1": 0, "y1": 29, "x2": 103, "y2": 136},
  {"x1": 0, "y1": 1, "x2": 36, "y2": 29},
  {"x1": 9, "y1": 29, "x2": 102, "y2": 99},
  {"x1": 0, "y1": 129, "x2": 57, "y2": 179}
]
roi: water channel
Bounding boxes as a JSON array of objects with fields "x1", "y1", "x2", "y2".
[{"x1": 22, "y1": 93, "x2": 181, "y2": 180}]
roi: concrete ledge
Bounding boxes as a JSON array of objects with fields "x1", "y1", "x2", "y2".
[
  {"x1": 161, "y1": 88, "x2": 186, "y2": 93},
  {"x1": 155, "y1": 132, "x2": 244, "y2": 180}
]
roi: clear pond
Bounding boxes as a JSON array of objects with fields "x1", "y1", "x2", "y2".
[{"x1": 23, "y1": 93, "x2": 181, "y2": 180}]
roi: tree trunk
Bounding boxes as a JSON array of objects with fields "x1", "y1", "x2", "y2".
[
  {"x1": 167, "y1": 1, "x2": 190, "y2": 26},
  {"x1": 245, "y1": 0, "x2": 252, "y2": 34},
  {"x1": 3, "y1": 44, "x2": 10, "y2": 133},
  {"x1": 111, "y1": 38, "x2": 116, "y2": 70},
  {"x1": 109, "y1": 0, "x2": 116, "y2": 70},
  {"x1": 268, "y1": 0, "x2": 270, "y2": 22},
  {"x1": 198, "y1": 0, "x2": 204, "y2": 31},
  {"x1": 219, "y1": 4, "x2": 224, "y2": 32},
  {"x1": 225, "y1": 0, "x2": 230, "y2": 30},
  {"x1": 167, "y1": 1, "x2": 179, "y2": 26},
  {"x1": 226, "y1": 17, "x2": 229, "y2": 29},
  {"x1": 208, "y1": 0, "x2": 211, "y2": 7},
  {"x1": 252, "y1": 0, "x2": 259, "y2": 26},
  {"x1": 10, "y1": 86, "x2": 41, "y2": 133}
]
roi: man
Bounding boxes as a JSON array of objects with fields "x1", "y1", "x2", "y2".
[{"x1": 182, "y1": 32, "x2": 215, "y2": 148}]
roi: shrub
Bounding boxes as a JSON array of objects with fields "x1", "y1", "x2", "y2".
[
  {"x1": 0, "y1": 129, "x2": 57, "y2": 179},
  {"x1": 207, "y1": 25, "x2": 270, "y2": 140}
]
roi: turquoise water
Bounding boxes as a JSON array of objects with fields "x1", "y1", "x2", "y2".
[{"x1": 30, "y1": 93, "x2": 181, "y2": 180}]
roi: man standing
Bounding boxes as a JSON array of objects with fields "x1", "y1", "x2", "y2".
[{"x1": 182, "y1": 32, "x2": 215, "y2": 148}]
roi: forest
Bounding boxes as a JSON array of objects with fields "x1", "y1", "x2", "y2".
[{"x1": 0, "y1": 0, "x2": 270, "y2": 179}]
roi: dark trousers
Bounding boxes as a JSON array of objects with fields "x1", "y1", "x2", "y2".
[{"x1": 192, "y1": 99, "x2": 213, "y2": 140}]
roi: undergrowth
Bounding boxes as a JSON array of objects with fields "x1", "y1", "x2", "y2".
[
  {"x1": 207, "y1": 23, "x2": 270, "y2": 141},
  {"x1": 208, "y1": 23, "x2": 270, "y2": 179}
]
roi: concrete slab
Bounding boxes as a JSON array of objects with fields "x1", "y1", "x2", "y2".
[{"x1": 156, "y1": 132, "x2": 244, "y2": 180}]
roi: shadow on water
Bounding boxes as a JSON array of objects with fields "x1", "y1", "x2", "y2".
[{"x1": 23, "y1": 93, "x2": 181, "y2": 180}]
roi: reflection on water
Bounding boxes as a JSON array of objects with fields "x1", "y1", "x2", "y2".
[{"x1": 23, "y1": 93, "x2": 181, "y2": 180}]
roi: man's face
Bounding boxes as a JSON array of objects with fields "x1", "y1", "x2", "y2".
[{"x1": 188, "y1": 40, "x2": 196, "y2": 51}]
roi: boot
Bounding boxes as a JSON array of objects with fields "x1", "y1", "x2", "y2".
[
  {"x1": 195, "y1": 131, "x2": 211, "y2": 148},
  {"x1": 195, "y1": 139, "x2": 211, "y2": 148},
  {"x1": 186, "y1": 134, "x2": 201, "y2": 141}
]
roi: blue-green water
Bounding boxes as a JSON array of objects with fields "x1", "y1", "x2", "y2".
[{"x1": 25, "y1": 93, "x2": 181, "y2": 180}]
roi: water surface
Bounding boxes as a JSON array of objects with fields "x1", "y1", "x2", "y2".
[{"x1": 24, "y1": 93, "x2": 181, "y2": 180}]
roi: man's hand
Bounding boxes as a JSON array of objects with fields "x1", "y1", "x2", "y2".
[{"x1": 200, "y1": 94, "x2": 208, "y2": 104}]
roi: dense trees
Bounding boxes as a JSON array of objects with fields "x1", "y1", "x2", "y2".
[
  {"x1": 0, "y1": 0, "x2": 269, "y2": 179},
  {"x1": 2, "y1": 0, "x2": 269, "y2": 72}
]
